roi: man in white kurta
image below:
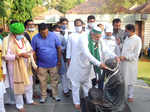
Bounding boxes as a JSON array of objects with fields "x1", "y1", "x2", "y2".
[
  {"x1": 66, "y1": 19, "x2": 85, "y2": 65},
  {"x1": 120, "y1": 24, "x2": 142, "y2": 102},
  {"x1": 67, "y1": 26, "x2": 107, "y2": 110},
  {"x1": 66, "y1": 19, "x2": 86, "y2": 104},
  {"x1": 101, "y1": 25, "x2": 119, "y2": 61}
]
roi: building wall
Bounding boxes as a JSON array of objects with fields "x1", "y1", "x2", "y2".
[
  {"x1": 140, "y1": 14, "x2": 150, "y2": 48},
  {"x1": 144, "y1": 22, "x2": 150, "y2": 48},
  {"x1": 66, "y1": 13, "x2": 150, "y2": 48},
  {"x1": 65, "y1": 14, "x2": 135, "y2": 30}
]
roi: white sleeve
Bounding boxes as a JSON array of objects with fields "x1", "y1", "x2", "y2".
[
  {"x1": 80, "y1": 36, "x2": 101, "y2": 66},
  {"x1": 2, "y1": 59, "x2": 7, "y2": 74},
  {"x1": 99, "y1": 41, "x2": 105, "y2": 63},
  {"x1": 126, "y1": 38, "x2": 142, "y2": 61},
  {"x1": 66, "y1": 36, "x2": 72, "y2": 59}
]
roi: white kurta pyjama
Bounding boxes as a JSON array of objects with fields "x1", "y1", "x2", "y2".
[
  {"x1": 101, "y1": 36, "x2": 118, "y2": 61},
  {"x1": 67, "y1": 33, "x2": 103, "y2": 104},
  {"x1": 120, "y1": 34, "x2": 142, "y2": 98}
]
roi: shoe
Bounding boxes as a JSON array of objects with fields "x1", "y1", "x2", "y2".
[
  {"x1": 64, "y1": 92, "x2": 70, "y2": 97},
  {"x1": 33, "y1": 92, "x2": 40, "y2": 99},
  {"x1": 75, "y1": 104, "x2": 81, "y2": 110},
  {"x1": 47, "y1": 89, "x2": 52, "y2": 97},
  {"x1": 40, "y1": 98, "x2": 46, "y2": 103},
  {"x1": 53, "y1": 96, "x2": 61, "y2": 101},
  {"x1": 128, "y1": 98, "x2": 134, "y2": 102},
  {"x1": 18, "y1": 108, "x2": 25, "y2": 112},
  {"x1": 69, "y1": 89, "x2": 72, "y2": 93},
  {"x1": 28, "y1": 101, "x2": 39, "y2": 105}
]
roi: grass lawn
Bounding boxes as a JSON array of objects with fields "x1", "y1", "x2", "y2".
[{"x1": 138, "y1": 56, "x2": 150, "y2": 86}]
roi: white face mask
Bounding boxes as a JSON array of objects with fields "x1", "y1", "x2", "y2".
[
  {"x1": 28, "y1": 28, "x2": 35, "y2": 32},
  {"x1": 88, "y1": 22, "x2": 95, "y2": 28},
  {"x1": 54, "y1": 31, "x2": 60, "y2": 35},
  {"x1": 75, "y1": 26, "x2": 82, "y2": 33},
  {"x1": 16, "y1": 35, "x2": 24, "y2": 40}
]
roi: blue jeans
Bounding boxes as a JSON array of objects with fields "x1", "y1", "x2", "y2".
[{"x1": 148, "y1": 48, "x2": 150, "y2": 57}]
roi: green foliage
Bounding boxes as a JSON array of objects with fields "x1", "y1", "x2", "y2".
[
  {"x1": 76, "y1": 0, "x2": 85, "y2": 4},
  {"x1": 50, "y1": 0, "x2": 60, "y2": 8},
  {"x1": 1, "y1": 32, "x2": 9, "y2": 37},
  {"x1": 9, "y1": 0, "x2": 42, "y2": 22},
  {"x1": 138, "y1": 59, "x2": 150, "y2": 86},
  {"x1": 0, "y1": 0, "x2": 7, "y2": 17}
]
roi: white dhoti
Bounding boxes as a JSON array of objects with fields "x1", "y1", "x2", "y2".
[
  {"x1": 15, "y1": 76, "x2": 33, "y2": 109},
  {"x1": 0, "y1": 81, "x2": 6, "y2": 112}
]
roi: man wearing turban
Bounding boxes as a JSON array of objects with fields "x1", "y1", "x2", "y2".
[
  {"x1": 67, "y1": 26, "x2": 107, "y2": 110},
  {"x1": 2, "y1": 23, "x2": 37, "y2": 112}
]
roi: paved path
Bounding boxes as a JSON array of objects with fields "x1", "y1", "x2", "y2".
[
  {"x1": 5, "y1": 80, "x2": 150, "y2": 112},
  {"x1": 128, "y1": 80, "x2": 150, "y2": 112}
]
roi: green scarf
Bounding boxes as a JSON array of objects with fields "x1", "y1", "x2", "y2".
[
  {"x1": 88, "y1": 34, "x2": 101, "y2": 74},
  {"x1": 0, "y1": 34, "x2": 3, "y2": 40}
]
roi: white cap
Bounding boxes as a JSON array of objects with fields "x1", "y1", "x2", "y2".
[
  {"x1": 105, "y1": 26, "x2": 113, "y2": 33},
  {"x1": 92, "y1": 26, "x2": 102, "y2": 33}
]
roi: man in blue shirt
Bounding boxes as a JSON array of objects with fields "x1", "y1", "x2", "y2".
[{"x1": 32, "y1": 23, "x2": 61, "y2": 103}]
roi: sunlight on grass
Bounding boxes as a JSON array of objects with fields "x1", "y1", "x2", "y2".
[{"x1": 138, "y1": 60, "x2": 150, "y2": 85}]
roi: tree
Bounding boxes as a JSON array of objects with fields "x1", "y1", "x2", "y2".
[
  {"x1": 57, "y1": 0, "x2": 85, "y2": 13},
  {"x1": 0, "y1": 0, "x2": 7, "y2": 18},
  {"x1": 50, "y1": 0, "x2": 61, "y2": 9},
  {"x1": 9, "y1": 0, "x2": 42, "y2": 22},
  {"x1": 76, "y1": 0, "x2": 85, "y2": 4}
]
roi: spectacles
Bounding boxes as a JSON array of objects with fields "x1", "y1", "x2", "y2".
[{"x1": 28, "y1": 24, "x2": 35, "y2": 26}]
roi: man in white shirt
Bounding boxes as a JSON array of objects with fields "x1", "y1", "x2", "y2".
[
  {"x1": 66, "y1": 19, "x2": 85, "y2": 65},
  {"x1": 85, "y1": 15, "x2": 96, "y2": 33},
  {"x1": 120, "y1": 24, "x2": 142, "y2": 102},
  {"x1": 66, "y1": 19, "x2": 85, "y2": 98},
  {"x1": 67, "y1": 26, "x2": 107, "y2": 110}
]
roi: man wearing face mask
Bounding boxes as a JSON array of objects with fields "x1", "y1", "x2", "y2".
[
  {"x1": 24, "y1": 19, "x2": 38, "y2": 44},
  {"x1": 2, "y1": 23, "x2": 38, "y2": 112},
  {"x1": 86, "y1": 15, "x2": 96, "y2": 33},
  {"x1": 101, "y1": 25, "x2": 119, "y2": 61},
  {"x1": 67, "y1": 26, "x2": 107, "y2": 110},
  {"x1": 24, "y1": 19, "x2": 39, "y2": 99},
  {"x1": 53, "y1": 25, "x2": 70, "y2": 97},
  {"x1": 31, "y1": 23, "x2": 61, "y2": 103},
  {"x1": 100, "y1": 26, "x2": 120, "y2": 91},
  {"x1": 59, "y1": 17, "x2": 70, "y2": 42},
  {"x1": 120, "y1": 24, "x2": 142, "y2": 102},
  {"x1": 66, "y1": 19, "x2": 85, "y2": 66},
  {"x1": 66, "y1": 19, "x2": 85, "y2": 97}
]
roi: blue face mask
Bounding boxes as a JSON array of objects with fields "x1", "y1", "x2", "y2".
[
  {"x1": 125, "y1": 32, "x2": 130, "y2": 37},
  {"x1": 61, "y1": 25, "x2": 66, "y2": 30},
  {"x1": 16, "y1": 35, "x2": 24, "y2": 40},
  {"x1": 105, "y1": 36, "x2": 111, "y2": 39}
]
